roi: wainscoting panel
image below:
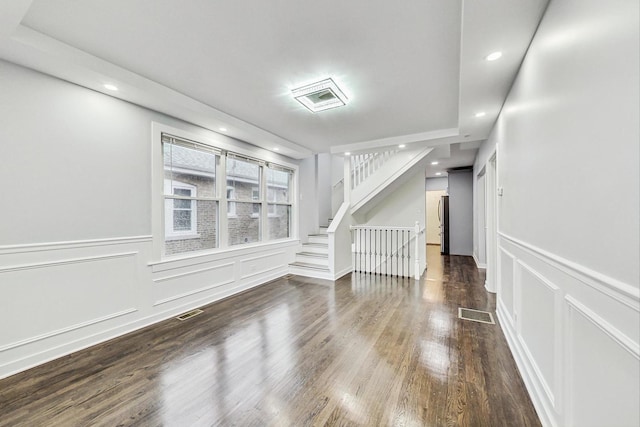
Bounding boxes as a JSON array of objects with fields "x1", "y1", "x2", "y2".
[
  {"x1": 498, "y1": 247, "x2": 515, "y2": 321},
  {"x1": 0, "y1": 237, "x2": 298, "y2": 380},
  {"x1": 152, "y1": 261, "x2": 235, "y2": 306},
  {"x1": 0, "y1": 252, "x2": 138, "y2": 350},
  {"x1": 516, "y1": 260, "x2": 561, "y2": 408},
  {"x1": 240, "y1": 251, "x2": 286, "y2": 279},
  {"x1": 565, "y1": 296, "x2": 639, "y2": 427},
  {"x1": 496, "y1": 233, "x2": 640, "y2": 427}
]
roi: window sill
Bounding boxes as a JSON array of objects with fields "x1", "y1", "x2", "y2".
[
  {"x1": 149, "y1": 238, "x2": 300, "y2": 268},
  {"x1": 165, "y1": 233, "x2": 201, "y2": 241}
]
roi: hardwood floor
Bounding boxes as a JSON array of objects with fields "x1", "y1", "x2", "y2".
[{"x1": 0, "y1": 247, "x2": 540, "y2": 426}]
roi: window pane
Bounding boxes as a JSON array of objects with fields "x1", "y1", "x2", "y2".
[
  {"x1": 228, "y1": 202, "x2": 261, "y2": 246},
  {"x1": 266, "y1": 167, "x2": 291, "y2": 202},
  {"x1": 164, "y1": 143, "x2": 216, "y2": 198},
  {"x1": 268, "y1": 204, "x2": 290, "y2": 240},
  {"x1": 173, "y1": 198, "x2": 191, "y2": 209},
  {"x1": 173, "y1": 209, "x2": 192, "y2": 231},
  {"x1": 165, "y1": 200, "x2": 218, "y2": 256},
  {"x1": 227, "y1": 158, "x2": 260, "y2": 201}
]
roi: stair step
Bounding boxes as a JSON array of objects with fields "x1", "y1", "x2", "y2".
[
  {"x1": 308, "y1": 235, "x2": 328, "y2": 244},
  {"x1": 297, "y1": 252, "x2": 328, "y2": 258},
  {"x1": 302, "y1": 243, "x2": 328, "y2": 252},
  {"x1": 309, "y1": 233, "x2": 328, "y2": 237},
  {"x1": 289, "y1": 261, "x2": 331, "y2": 271}
]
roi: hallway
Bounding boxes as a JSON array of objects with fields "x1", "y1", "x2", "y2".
[{"x1": 0, "y1": 247, "x2": 539, "y2": 426}]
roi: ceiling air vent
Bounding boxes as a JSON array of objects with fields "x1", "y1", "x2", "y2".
[{"x1": 291, "y1": 78, "x2": 348, "y2": 113}]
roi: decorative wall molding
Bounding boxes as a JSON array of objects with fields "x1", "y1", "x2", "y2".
[
  {"x1": 0, "y1": 252, "x2": 138, "y2": 273},
  {"x1": 0, "y1": 308, "x2": 137, "y2": 353},
  {"x1": 0, "y1": 235, "x2": 152, "y2": 255},
  {"x1": 499, "y1": 232, "x2": 639, "y2": 311},
  {"x1": 153, "y1": 261, "x2": 235, "y2": 283},
  {"x1": 496, "y1": 302, "x2": 557, "y2": 427},
  {"x1": 516, "y1": 259, "x2": 563, "y2": 412},
  {"x1": 153, "y1": 278, "x2": 236, "y2": 306},
  {"x1": 565, "y1": 295, "x2": 639, "y2": 359}
]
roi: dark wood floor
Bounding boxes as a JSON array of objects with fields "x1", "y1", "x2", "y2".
[{"x1": 0, "y1": 247, "x2": 540, "y2": 426}]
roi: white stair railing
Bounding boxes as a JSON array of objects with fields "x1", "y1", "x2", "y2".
[
  {"x1": 350, "y1": 150, "x2": 398, "y2": 189},
  {"x1": 350, "y1": 221, "x2": 422, "y2": 279}
]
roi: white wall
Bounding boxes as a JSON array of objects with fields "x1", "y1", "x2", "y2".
[
  {"x1": 0, "y1": 60, "x2": 300, "y2": 379},
  {"x1": 298, "y1": 156, "x2": 319, "y2": 241},
  {"x1": 425, "y1": 177, "x2": 448, "y2": 191},
  {"x1": 473, "y1": 0, "x2": 639, "y2": 425},
  {"x1": 317, "y1": 153, "x2": 332, "y2": 225},
  {"x1": 364, "y1": 171, "x2": 427, "y2": 276},
  {"x1": 448, "y1": 170, "x2": 473, "y2": 256}
]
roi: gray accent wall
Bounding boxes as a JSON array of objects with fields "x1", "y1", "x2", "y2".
[{"x1": 448, "y1": 170, "x2": 473, "y2": 256}]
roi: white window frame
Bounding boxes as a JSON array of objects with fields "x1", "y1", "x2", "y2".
[
  {"x1": 227, "y1": 187, "x2": 237, "y2": 217},
  {"x1": 164, "y1": 180, "x2": 198, "y2": 239},
  {"x1": 151, "y1": 122, "x2": 299, "y2": 261}
]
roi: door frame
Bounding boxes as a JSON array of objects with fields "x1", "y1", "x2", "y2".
[{"x1": 485, "y1": 152, "x2": 497, "y2": 293}]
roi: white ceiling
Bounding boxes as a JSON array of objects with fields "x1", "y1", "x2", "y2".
[{"x1": 0, "y1": 0, "x2": 548, "y2": 161}]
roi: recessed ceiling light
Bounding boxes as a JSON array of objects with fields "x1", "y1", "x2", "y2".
[
  {"x1": 344, "y1": 152, "x2": 351, "y2": 156},
  {"x1": 431, "y1": 161, "x2": 439, "y2": 165},
  {"x1": 398, "y1": 144, "x2": 406, "y2": 148},
  {"x1": 292, "y1": 78, "x2": 348, "y2": 113},
  {"x1": 475, "y1": 112, "x2": 486, "y2": 118},
  {"x1": 486, "y1": 51, "x2": 502, "y2": 61},
  {"x1": 103, "y1": 84, "x2": 118, "y2": 91},
  {"x1": 273, "y1": 147, "x2": 280, "y2": 151},
  {"x1": 435, "y1": 172, "x2": 442, "y2": 176},
  {"x1": 219, "y1": 127, "x2": 227, "y2": 132}
]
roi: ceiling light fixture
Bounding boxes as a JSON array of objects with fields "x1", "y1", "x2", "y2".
[
  {"x1": 219, "y1": 127, "x2": 227, "y2": 132},
  {"x1": 486, "y1": 51, "x2": 503, "y2": 61},
  {"x1": 398, "y1": 144, "x2": 406, "y2": 148},
  {"x1": 431, "y1": 161, "x2": 439, "y2": 165},
  {"x1": 103, "y1": 84, "x2": 118, "y2": 91},
  {"x1": 344, "y1": 152, "x2": 351, "y2": 156},
  {"x1": 475, "y1": 112, "x2": 486, "y2": 117},
  {"x1": 291, "y1": 78, "x2": 348, "y2": 113},
  {"x1": 273, "y1": 147, "x2": 280, "y2": 151},
  {"x1": 435, "y1": 172, "x2": 442, "y2": 176}
]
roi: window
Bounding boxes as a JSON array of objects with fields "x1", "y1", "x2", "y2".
[
  {"x1": 159, "y1": 131, "x2": 295, "y2": 257},
  {"x1": 163, "y1": 136, "x2": 219, "y2": 256},
  {"x1": 251, "y1": 187, "x2": 260, "y2": 216},
  {"x1": 227, "y1": 187, "x2": 236, "y2": 217},
  {"x1": 165, "y1": 181, "x2": 196, "y2": 235},
  {"x1": 227, "y1": 156, "x2": 262, "y2": 246},
  {"x1": 266, "y1": 165, "x2": 293, "y2": 240}
]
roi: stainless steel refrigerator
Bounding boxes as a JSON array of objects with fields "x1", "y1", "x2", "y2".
[{"x1": 438, "y1": 195, "x2": 449, "y2": 254}]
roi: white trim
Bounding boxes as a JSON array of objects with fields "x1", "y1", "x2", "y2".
[
  {"x1": 0, "y1": 235, "x2": 152, "y2": 254},
  {"x1": 516, "y1": 258, "x2": 564, "y2": 412},
  {"x1": 496, "y1": 301, "x2": 558, "y2": 427},
  {"x1": 153, "y1": 274, "x2": 236, "y2": 306},
  {"x1": 152, "y1": 261, "x2": 235, "y2": 283},
  {"x1": 0, "y1": 308, "x2": 138, "y2": 353},
  {"x1": 0, "y1": 252, "x2": 138, "y2": 273},
  {"x1": 565, "y1": 295, "x2": 639, "y2": 359},
  {"x1": 472, "y1": 253, "x2": 487, "y2": 269},
  {"x1": 148, "y1": 239, "x2": 299, "y2": 270},
  {"x1": 499, "y1": 232, "x2": 639, "y2": 311}
]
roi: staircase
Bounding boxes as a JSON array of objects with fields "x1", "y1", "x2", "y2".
[{"x1": 289, "y1": 222, "x2": 333, "y2": 279}]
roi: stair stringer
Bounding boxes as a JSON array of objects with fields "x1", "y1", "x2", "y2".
[{"x1": 350, "y1": 146, "x2": 433, "y2": 217}]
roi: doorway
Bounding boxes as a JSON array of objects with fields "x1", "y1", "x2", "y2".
[
  {"x1": 426, "y1": 190, "x2": 447, "y2": 245},
  {"x1": 485, "y1": 153, "x2": 497, "y2": 293},
  {"x1": 476, "y1": 169, "x2": 487, "y2": 268}
]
